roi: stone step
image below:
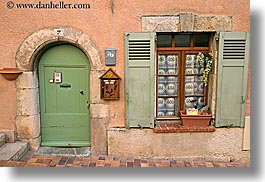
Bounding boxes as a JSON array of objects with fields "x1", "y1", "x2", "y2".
[
  {"x1": 0, "y1": 133, "x2": 5, "y2": 147},
  {"x1": 0, "y1": 141, "x2": 29, "y2": 161},
  {"x1": 36, "y1": 147, "x2": 91, "y2": 157}
]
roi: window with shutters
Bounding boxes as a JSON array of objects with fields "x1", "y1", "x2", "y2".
[
  {"x1": 125, "y1": 32, "x2": 249, "y2": 129},
  {"x1": 156, "y1": 33, "x2": 212, "y2": 120}
]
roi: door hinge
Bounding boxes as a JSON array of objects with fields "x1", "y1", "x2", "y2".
[
  {"x1": 49, "y1": 125, "x2": 58, "y2": 128},
  {"x1": 241, "y1": 96, "x2": 245, "y2": 104},
  {"x1": 126, "y1": 91, "x2": 129, "y2": 103},
  {"x1": 87, "y1": 101, "x2": 90, "y2": 109}
]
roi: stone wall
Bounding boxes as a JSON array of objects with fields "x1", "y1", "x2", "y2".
[
  {"x1": 108, "y1": 128, "x2": 250, "y2": 163},
  {"x1": 16, "y1": 71, "x2": 40, "y2": 150},
  {"x1": 142, "y1": 14, "x2": 232, "y2": 32}
]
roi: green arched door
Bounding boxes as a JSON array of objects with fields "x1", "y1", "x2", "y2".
[{"x1": 39, "y1": 45, "x2": 90, "y2": 147}]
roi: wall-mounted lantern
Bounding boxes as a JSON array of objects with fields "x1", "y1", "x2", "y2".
[
  {"x1": 99, "y1": 68, "x2": 121, "y2": 100},
  {"x1": 0, "y1": 68, "x2": 23, "y2": 81}
]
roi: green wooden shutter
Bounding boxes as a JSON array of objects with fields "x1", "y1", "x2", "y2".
[
  {"x1": 125, "y1": 32, "x2": 156, "y2": 128},
  {"x1": 215, "y1": 32, "x2": 250, "y2": 127}
]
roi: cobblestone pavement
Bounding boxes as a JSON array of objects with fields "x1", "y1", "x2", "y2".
[{"x1": 0, "y1": 151, "x2": 250, "y2": 168}]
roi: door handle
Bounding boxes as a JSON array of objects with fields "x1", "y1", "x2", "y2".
[{"x1": 80, "y1": 90, "x2": 84, "y2": 95}]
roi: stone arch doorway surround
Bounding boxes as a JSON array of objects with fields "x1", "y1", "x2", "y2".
[{"x1": 15, "y1": 27, "x2": 105, "y2": 151}]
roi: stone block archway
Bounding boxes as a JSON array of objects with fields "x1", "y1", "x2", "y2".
[{"x1": 15, "y1": 27, "x2": 108, "y2": 152}]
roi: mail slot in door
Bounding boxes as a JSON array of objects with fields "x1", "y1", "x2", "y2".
[{"x1": 60, "y1": 83, "x2": 71, "y2": 88}]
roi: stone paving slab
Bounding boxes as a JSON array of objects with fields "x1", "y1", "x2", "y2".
[{"x1": 0, "y1": 151, "x2": 250, "y2": 168}]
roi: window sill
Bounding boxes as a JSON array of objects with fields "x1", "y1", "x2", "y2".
[{"x1": 153, "y1": 124, "x2": 215, "y2": 133}]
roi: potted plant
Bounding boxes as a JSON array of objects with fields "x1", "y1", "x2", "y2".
[
  {"x1": 197, "y1": 52, "x2": 213, "y2": 87},
  {"x1": 179, "y1": 106, "x2": 212, "y2": 127}
]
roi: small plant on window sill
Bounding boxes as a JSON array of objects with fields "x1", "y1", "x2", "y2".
[{"x1": 197, "y1": 52, "x2": 213, "y2": 87}]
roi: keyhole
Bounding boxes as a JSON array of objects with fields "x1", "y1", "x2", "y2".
[{"x1": 80, "y1": 90, "x2": 84, "y2": 95}]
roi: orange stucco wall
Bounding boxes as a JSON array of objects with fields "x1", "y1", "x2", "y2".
[{"x1": 0, "y1": 0, "x2": 250, "y2": 131}]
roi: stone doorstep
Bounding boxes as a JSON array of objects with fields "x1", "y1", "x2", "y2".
[
  {"x1": 0, "y1": 141, "x2": 29, "y2": 161},
  {"x1": 0, "y1": 130, "x2": 16, "y2": 143},
  {"x1": 35, "y1": 147, "x2": 91, "y2": 157},
  {"x1": 0, "y1": 133, "x2": 5, "y2": 147}
]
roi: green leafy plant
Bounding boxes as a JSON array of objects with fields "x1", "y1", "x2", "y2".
[{"x1": 197, "y1": 52, "x2": 213, "y2": 87}]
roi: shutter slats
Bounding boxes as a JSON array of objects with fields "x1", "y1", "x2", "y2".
[
  {"x1": 129, "y1": 40, "x2": 151, "y2": 61},
  {"x1": 223, "y1": 39, "x2": 246, "y2": 59}
]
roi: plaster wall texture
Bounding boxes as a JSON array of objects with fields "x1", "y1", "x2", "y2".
[
  {"x1": 0, "y1": 76, "x2": 16, "y2": 130},
  {"x1": 108, "y1": 128, "x2": 250, "y2": 163},
  {"x1": 0, "y1": 0, "x2": 250, "y2": 131},
  {"x1": 0, "y1": 0, "x2": 250, "y2": 152}
]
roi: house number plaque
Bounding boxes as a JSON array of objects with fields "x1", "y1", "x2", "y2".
[{"x1": 105, "y1": 48, "x2": 116, "y2": 66}]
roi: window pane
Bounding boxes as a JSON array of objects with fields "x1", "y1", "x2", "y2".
[
  {"x1": 184, "y1": 96, "x2": 204, "y2": 110},
  {"x1": 157, "y1": 35, "x2": 172, "y2": 47},
  {"x1": 157, "y1": 54, "x2": 179, "y2": 117},
  {"x1": 174, "y1": 35, "x2": 190, "y2": 47},
  {"x1": 184, "y1": 54, "x2": 205, "y2": 110},
  {"x1": 194, "y1": 34, "x2": 209, "y2": 47}
]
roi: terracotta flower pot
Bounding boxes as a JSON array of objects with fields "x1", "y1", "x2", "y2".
[
  {"x1": 0, "y1": 68, "x2": 23, "y2": 81},
  {"x1": 179, "y1": 110, "x2": 212, "y2": 127}
]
